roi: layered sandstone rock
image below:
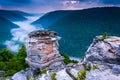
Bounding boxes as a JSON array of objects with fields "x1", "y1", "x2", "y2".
[{"x1": 24, "y1": 30, "x2": 64, "y2": 72}]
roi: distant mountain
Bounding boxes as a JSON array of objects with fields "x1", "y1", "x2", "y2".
[
  {"x1": 12, "y1": 10, "x2": 34, "y2": 16},
  {"x1": 31, "y1": 10, "x2": 72, "y2": 28},
  {"x1": 0, "y1": 10, "x2": 27, "y2": 21},
  {"x1": 0, "y1": 16, "x2": 19, "y2": 49},
  {"x1": 46, "y1": 7, "x2": 120, "y2": 57}
]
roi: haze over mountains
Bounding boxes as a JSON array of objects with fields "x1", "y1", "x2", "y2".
[
  {"x1": 0, "y1": 10, "x2": 39, "y2": 51},
  {"x1": 0, "y1": 7, "x2": 120, "y2": 57}
]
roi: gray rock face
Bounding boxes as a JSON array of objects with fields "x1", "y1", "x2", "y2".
[
  {"x1": 86, "y1": 69, "x2": 120, "y2": 80},
  {"x1": 84, "y1": 36, "x2": 120, "y2": 80},
  {"x1": 0, "y1": 70, "x2": 5, "y2": 75},
  {"x1": 12, "y1": 70, "x2": 27, "y2": 80},
  {"x1": 12, "y1": 34, "x2": 120, "y2": 80},
  {"x1": 0, "y1": 77, "x2": 12, "y2": 80}
]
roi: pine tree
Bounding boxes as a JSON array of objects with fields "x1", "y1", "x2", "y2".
[{"x1": 17, "y1": 44, "x2": 28, "y2": 68}]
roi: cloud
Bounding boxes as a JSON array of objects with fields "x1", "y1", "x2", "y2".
[
  {"x1": 0, "y1": 0, "x2": 120, "y2": 13},
  {"x1": 61, "y1": 0, "x2": 101, "y2": 10}
]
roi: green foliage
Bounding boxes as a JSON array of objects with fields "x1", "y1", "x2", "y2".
[
  {"x1": 77, "y1": 70, "x2": 86, "y2": 80},
  {"x1": 85, "y1": 64, "x2": 89, "y2": 71},
  {"x1": 0, "y1": 44, "x2": 28, "y2": 76},
  {"x1": 47, "y1": 7, "x2": 120, "y2": 58},
  {"x1": 92, "y1": 64, "x2": 98, "y2": 70},
  {"x1": 40, "y1": 68, "x2": 50, "y2": 75},
  {"x1": 100, "y1": 32, "x2": 108, "y2": 41},
  {"x1": 50, "y1": 72, "x2": 57, "y2": 80},
  {"x1": 4, "y1": 70, "x2": 16, "y2": 77},
  {"x1": 28, "y1": 76, "x2": 32, "y2": 80},
  {"x1": 34, "y1": 68, "x2": 50, "y2": 77},
  {"x1": 17, "y1": 44, "x2": 28, "y2": 68},
  {"x1": 0, "y1": 48, "x2": 14, "y2": 62},
  {"x1": 61, "y1": 53, "x2": 78, "y2": 65},
  {"x1": 0, "y1": 62, "x2": 6, "y2": 70}
]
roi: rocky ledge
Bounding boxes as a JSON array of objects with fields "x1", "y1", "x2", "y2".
[
  {"x1": 12, "y1": 35, "x2": 120, "y2": 80},
  {"x1": 84, "y1": 36, "x2": 120, "y2": 80}
]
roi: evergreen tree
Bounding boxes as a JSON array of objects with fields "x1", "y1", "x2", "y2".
[
  {"x1": 0, "y1": 48, "x2": 14, "y2": 62},
  {"x1": 0, "y1": 44, "x2": 28, "y2": 76},
  {"x1": 17, "y1": 44, "x2": 28, "y2": 68}
]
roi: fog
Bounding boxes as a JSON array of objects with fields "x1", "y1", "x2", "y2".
[{"x1": 4, "y1": 15, "x2": 43, "y2": 52}]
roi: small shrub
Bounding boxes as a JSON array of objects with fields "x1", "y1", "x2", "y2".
[
  {"x1": 85, "y1": 64, "x2": 89, "y2": 71},
  {"x1": 77, "y1": 70, "x2": 86, "y2": 80},
  {"x1": 61, "y1": 53, "x2": 78, "y2": 65},
  {"x1": 40, "y1": 68, "x2": 50, "y2": 75},
  {"x1": 92, "y1": 64, "x2": 98, "y2": 70},
  {"x1": 34, "y1": 67, "x2": 50, "y2": 77},
  {"x1": 28, "y1": 76, "x2": 32, "y2": 80},
  {"x1": 50, "y1": 72, "x2": 57, "y2": 80},
  {"x1": 71, "y1": 60, "x2": 79, "y2": 64},
  {"x1": 100, "y1": 32, "x2": 108, "y2": 41}
]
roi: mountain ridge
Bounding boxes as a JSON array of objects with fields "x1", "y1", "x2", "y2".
[
  {"x1": 0, "y1": 10, "x2": 27, "y2": 21},
  {"x1": 47, "y1": 7, "x2": 120, "y2": 57},
  {"x1": 0, "y1": 16, "x2": 19, "y2": 49},
  {"x1": 31, "y1": 10, "x2": 72, "y2": 28}
]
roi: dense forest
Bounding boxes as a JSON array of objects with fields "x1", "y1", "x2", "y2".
[{"x1": 48, "y1": 7, "x2": 120, "y2": 57}]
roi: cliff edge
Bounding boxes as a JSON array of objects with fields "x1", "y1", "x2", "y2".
[{"x1": 12, "y1": 30, "x2": 120, "y2": 80}]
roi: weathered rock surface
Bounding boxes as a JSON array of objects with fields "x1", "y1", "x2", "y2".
[
  {"x1": 0, "y1": 77, "x2": 12, "y2": 80},
  {"x1": 84, "y1": 36, "x2": 120, "y2": 80},
  {"x1": 24, "y1": 30, "x2": 65, "y2": 72},
  {"x1": 86, "y1": 69, "x2": 120, "y2": 80},
  {"x1": 12, "y1": 33, "x2": 120, "y2": 80}
]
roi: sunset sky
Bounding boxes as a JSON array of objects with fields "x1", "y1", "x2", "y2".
[{"x1": 0, "y1": 0, "x2": 120, "y2": 13}]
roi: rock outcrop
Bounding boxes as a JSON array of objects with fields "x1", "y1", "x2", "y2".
[
  {"x1": 25, "y1": 30, "x2": 65, "y2": 72},
  {"x1": 12, "y1": 31, "x2": 120, "y2": 80},
  {"x1": 84, "y1": 36, "x2": 120, "y2": 80}
]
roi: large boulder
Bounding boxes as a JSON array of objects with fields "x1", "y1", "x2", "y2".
[{"x1": 84, "y1": 36, "x2": 120, "y2": 80}]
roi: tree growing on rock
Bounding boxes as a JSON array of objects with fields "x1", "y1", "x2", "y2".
[{"x1": 100, "y1": 32, "x2": 108, "y2": 41}]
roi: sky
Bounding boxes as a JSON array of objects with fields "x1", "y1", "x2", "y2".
[{"x1": 0, "y1": 0, "x2": 120, "y2": 13}]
